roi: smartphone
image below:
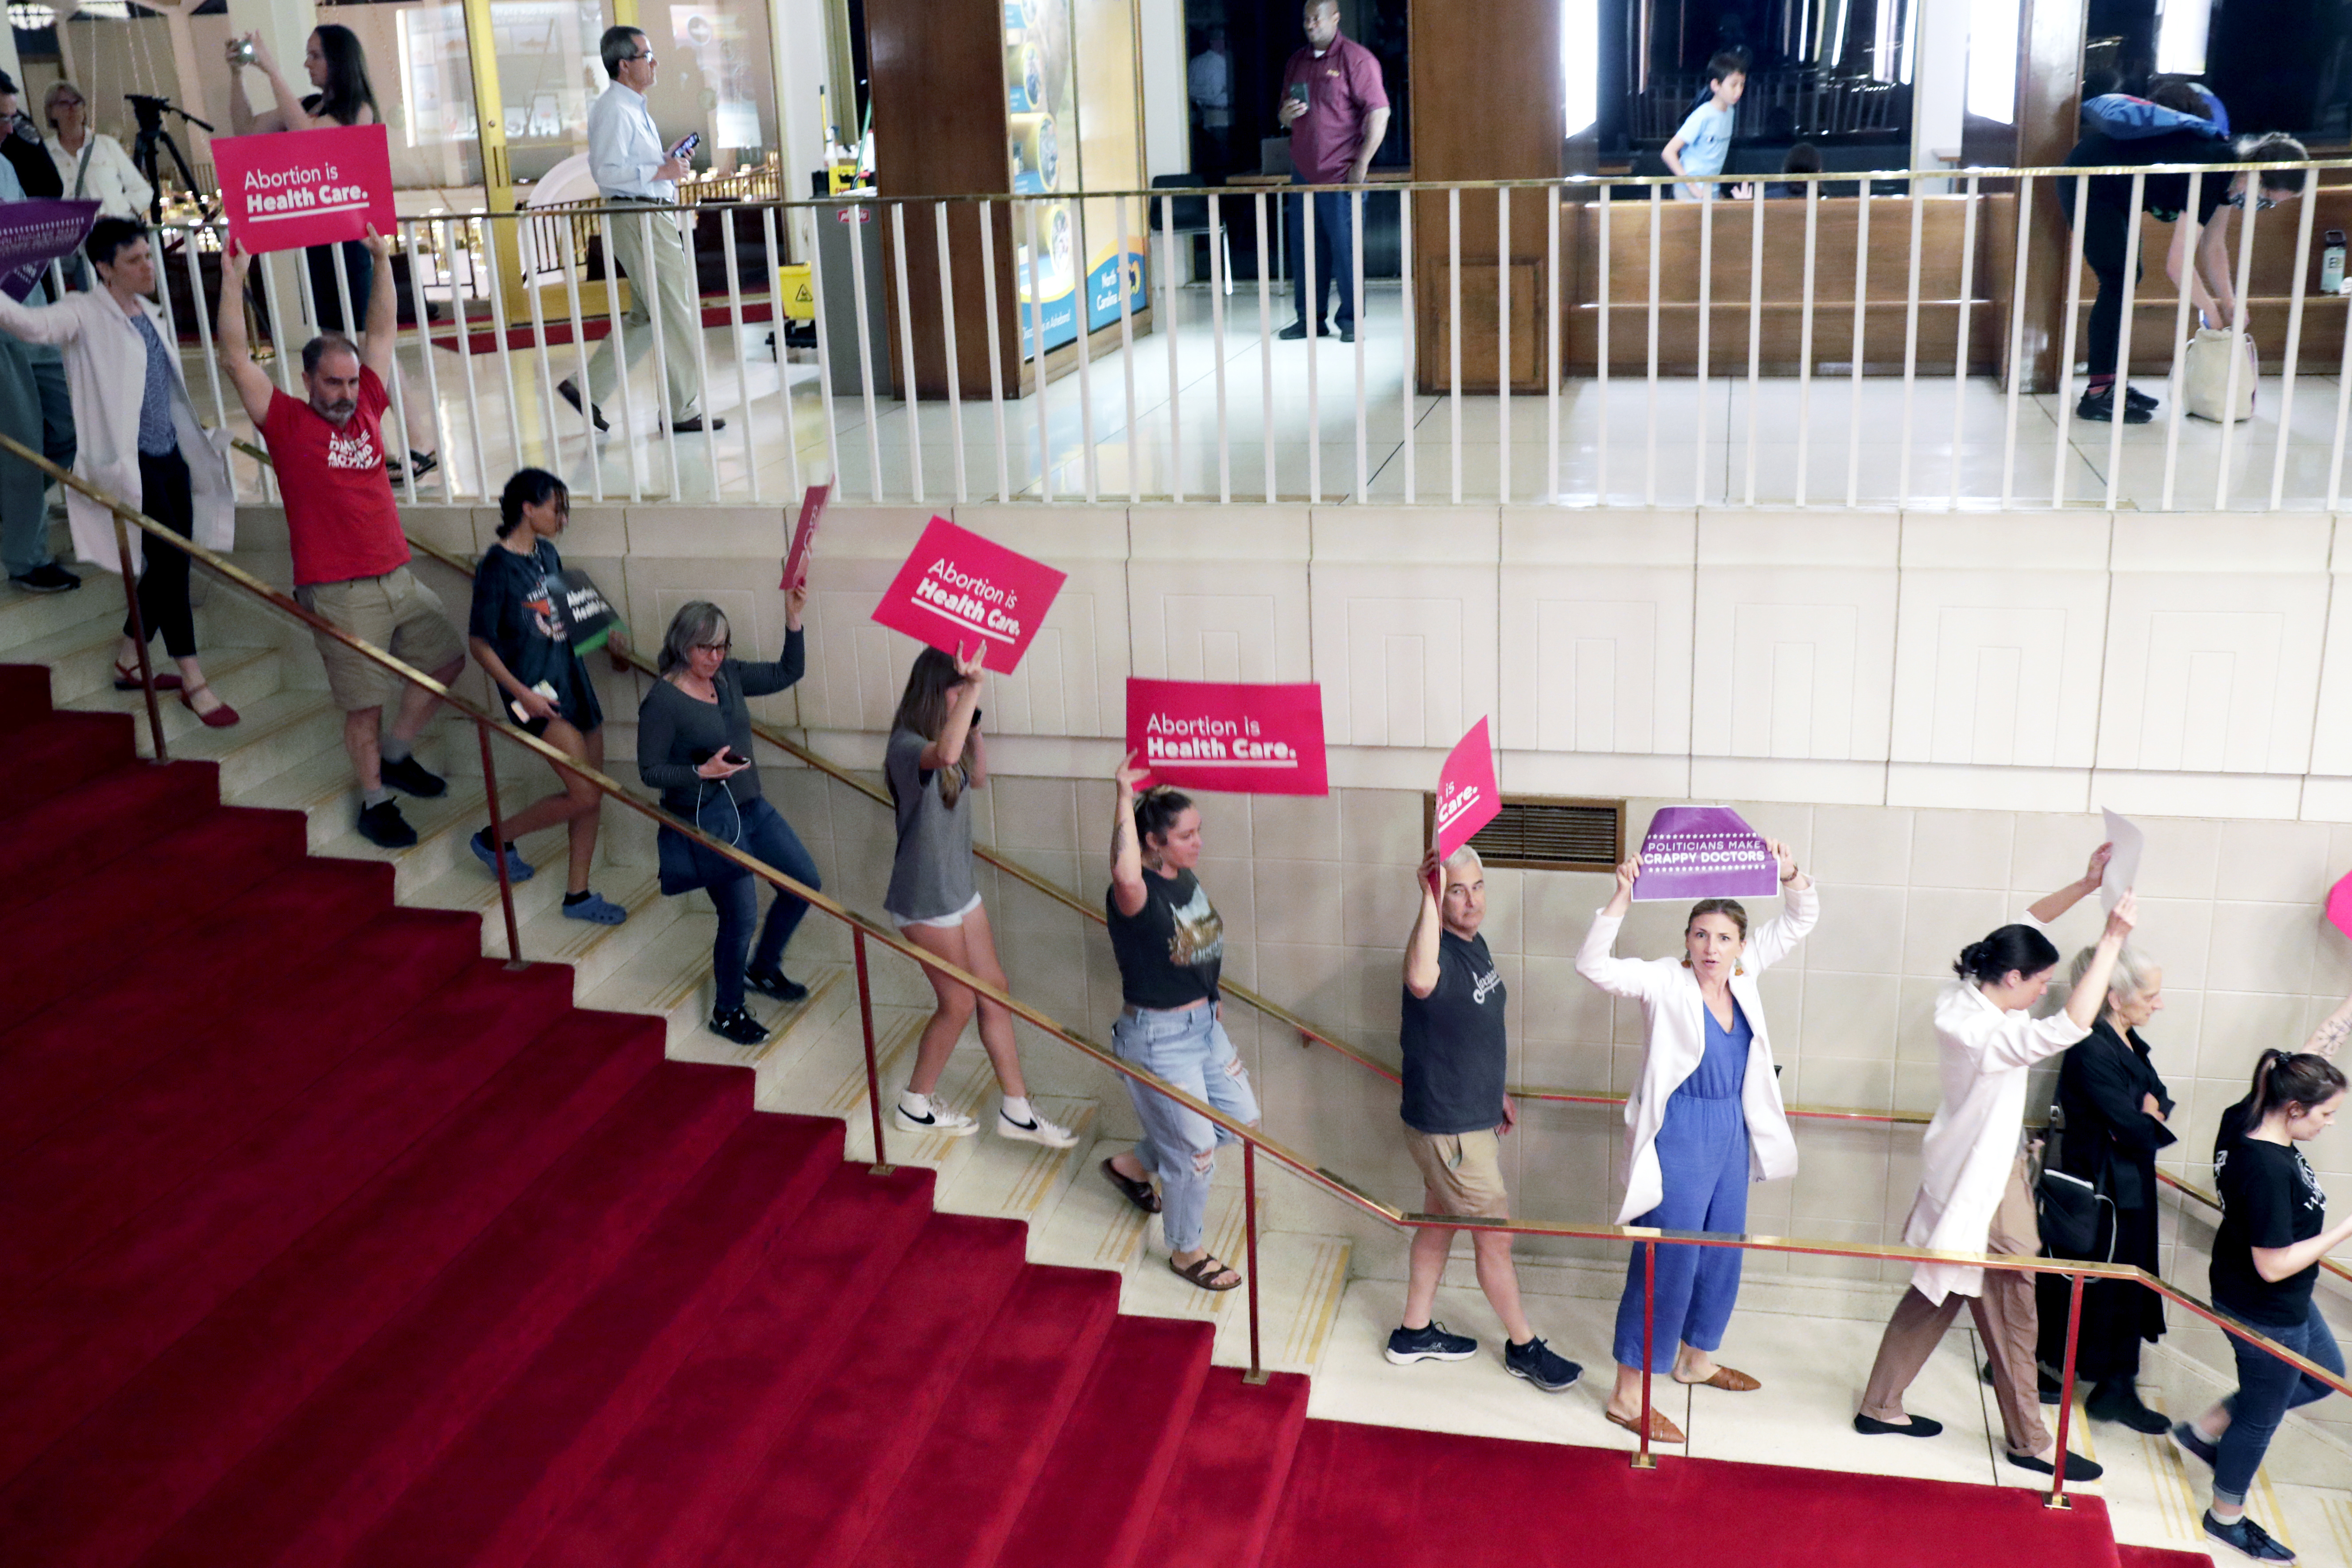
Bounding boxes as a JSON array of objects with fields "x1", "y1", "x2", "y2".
[
  {"x1": 1286, "y1": 83, "x2": 1310, "y2": 107},
  {"x1": 670, "y1": 132, "x2": 701, "y2": 160}
]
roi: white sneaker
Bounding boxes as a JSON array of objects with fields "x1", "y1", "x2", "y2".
[
  {"x1": 998, "y1": 1107, "x2": 1079, "y2": 1148},
  {"x1": 895, "y1": 1101, "x2": 977, "y2": 1137}
]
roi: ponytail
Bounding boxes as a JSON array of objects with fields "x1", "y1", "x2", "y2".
[
  {"x1": 2247, "y1": 1048, "x2": 2348, "y2": 1124},
  {"x1": 1953, "y1": 923, "x2": 2061, "y2": 986},
  {"x1": 1133, "y1": 785, "x2": 1194, "y2": 854}
]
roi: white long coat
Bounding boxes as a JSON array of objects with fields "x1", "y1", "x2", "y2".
[
  {"x1": 1576, "y1": 882, "x2": 1818, "y2": 1226},
  {"x1": 0, "y1": 286, "x2": 233, "y2": 575},
  {"x1": 1904, "y1": 964, "x2": 2089, "y2": 1304}
]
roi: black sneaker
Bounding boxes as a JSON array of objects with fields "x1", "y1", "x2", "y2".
[
  {"x1": 2076, "y1": 387, "x2": 2151, "y2": 424},
  {"x1": 1503, "y1": 1336, "x2": 1583, "y2": 1393},
  {"x1": 1277, "y1": 320, "x2": 1329, "y2": 340},
  {"x1": 2006, "y1": 1447, "x2": 2104, "y2": 1482},
  {"x1": 2173, "y1": 1419, "x2": 2220, "y2": 1469},
  {"x1": 356, "y1": 799, "x2": 418, "y2": 848},
  {"x1": 2124, "y1": 383, "x2": 2158, "y2": 412},
  {"x1": 1385, "y1": 1321, "x2": 1478, "y2": 1365},
  {"x1": 8, "y1": 561, "x2": 79, "y2": 593},
  {"x1": 378, "y1": 754, "x2": 448, "y2": 798},
  {"x1": 2086, "y1": 1379, "x2": 2171, "y2": 1434},
  {"x1": 744, "y1": 964, "x2": 808, "y2": 1003},
  {"x1": 708, "y1": 1006, "x2": 768, "y2": 1045},
  {"x1": 2206, "y1": 1513, "x2": 2296, "y2": 1563},
  {"x1": 1338, "y1": 325, "x2": 1355, "y2": 343}
]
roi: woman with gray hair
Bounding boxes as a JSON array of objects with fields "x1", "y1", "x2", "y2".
[
  {"x1": 2034, "y1": 941, "x2": 2175, "y2": 1432},
  {"x1": 636, "y1": 589, "x2": 821, "y2": 1046}
]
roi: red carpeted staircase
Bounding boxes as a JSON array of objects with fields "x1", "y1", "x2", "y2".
[{"x1": 0, "y1": 665, "x2": 2160, "y2": 1568}]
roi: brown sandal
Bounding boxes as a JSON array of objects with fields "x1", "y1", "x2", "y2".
[
  {"x1": 1101, "y1": 1157, "x2": 1161, "y2": 1214},
  {"x1": 1170, "y1": 1254, "x2": 1242, "y2": 1292},
  {"x1": 1606, "y1": 1407, "x2": 1687, "y2": 1444},
  {"x1": 1673, "y1": 1365, "x2": 1761, "y2": 1391}
]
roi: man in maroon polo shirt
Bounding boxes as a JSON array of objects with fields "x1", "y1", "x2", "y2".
[{"x1": 1278, "y1": 0, "x2": 1389, "y2": 342}]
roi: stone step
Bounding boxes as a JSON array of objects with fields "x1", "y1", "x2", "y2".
[
  {"x1": 0, "y1": 576, "x2": 116, "y2": 655},
  {"x1": 58, "y1": 643, "x2": 291, "y2": 744},
  {"x1": 150, "y1": 685, "x2": 346, "y2": 794}
]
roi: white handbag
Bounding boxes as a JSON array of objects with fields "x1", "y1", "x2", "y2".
[{"x1": 2182, "y1": 326, "x2": 2257, "y2": 422}]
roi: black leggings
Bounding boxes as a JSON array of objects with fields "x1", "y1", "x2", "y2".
[
  {"x1": 2077, "y1": 201, "x2": 2139, "y2": 379},
  {"x1": 126, "y1": 447, "x2": 197, "y2": 660}
]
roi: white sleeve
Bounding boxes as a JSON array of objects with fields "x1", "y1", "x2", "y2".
[{"x1": 1575, "y1": 909, "x2": 1658, "y2": 1001}]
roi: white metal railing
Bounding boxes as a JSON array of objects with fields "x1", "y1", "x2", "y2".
[{"x1": 140, "y1": 159, "x2": 2352, "y2": 512}]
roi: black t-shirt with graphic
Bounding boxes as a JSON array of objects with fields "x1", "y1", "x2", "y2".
[
  {"x1": 1400, "y1": 929, "x2": 1508, "y2": 1136},
  {"x1": 469, "y1": 538, "x2": 602, "y2": 733},
  {"x1": 2211, "y1": 1137, "x2": 2327, "y2": 1327},
  {"x1": 1106, "y1": 867, "x2": 1223, "y2": 1009}
]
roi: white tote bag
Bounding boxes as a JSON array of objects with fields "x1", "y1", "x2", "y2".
[{"x1": 2182, "y1": 327, "x2": 2257, "y2": 422}]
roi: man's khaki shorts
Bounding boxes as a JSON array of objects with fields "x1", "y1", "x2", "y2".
[
  {"x1": 296, "y1": 566, "x2": 466, "y2": 712},
  {"x1": 1403, "y1": 1124, "x2": 1511, "y2": 1220}
]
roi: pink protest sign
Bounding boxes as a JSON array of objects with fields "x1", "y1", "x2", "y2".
[
  {"x1": 213, "y1": 124, "x2": 396, "y2": 255},
  {"x1": 2329, "y1": 869, "x2": 2352, "y2": 942},
  {"x1": 869, "y1": 515, "x2": 1066, "y2": 674},
  {"x1": 1126, "y1": 679, "x2": 1327, "y2": 796},
  {"x1": 1432, "y1": 717, "x2": 1500, "y2": 859},
  {"x1": 780, "y1": 483, "x2": 830, "y2": 590},
  {"x1": 1631, "y1": 805, "x2": 1779, "y2": 901}
]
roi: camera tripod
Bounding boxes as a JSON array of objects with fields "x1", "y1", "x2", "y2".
[{"x1": 126, "y1": 94, "x2": 215, "y2": 226}]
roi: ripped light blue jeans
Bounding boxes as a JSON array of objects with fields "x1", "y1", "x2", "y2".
[{"x1": 1111, "y1": 1001, "x2": 1261, "y2": 1255}]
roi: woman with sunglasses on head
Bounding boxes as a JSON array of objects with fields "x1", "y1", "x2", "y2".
[
  {"x1": 638, "y1": 595, "x2": 821, "y2": 1047},
  {"x1": 2058, "y1": 119, "x2": 2309, "y2": 424},
  {"x1": 465, "y1": 468, "x2": 625, "y2": 925},
  {"x1": 1098, "y1": 756, "x2": 1259, "y2": 1293},
  {"x1": 225, "y1": 22, "x2": 441, "y2": 481},
  {"x1": 1577, "y1": 836, "x2": 1815, "y2": 1445},
  {"x1": 2171, "y1": 1050, "x2": 2351, "y2": 1564},
  {"x1": 883, "y1": 645, "x2": 1076, "y2": 1149}
]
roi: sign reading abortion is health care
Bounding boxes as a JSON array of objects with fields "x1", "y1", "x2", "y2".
[
  {"x1": 1433, "y1": 717, "x2": 1501, "y2": 860},
  {"x1": 1631, "y1": 805, "x2": 1779, "y2": 901},
  {"x1": 0, "y1": 200, "x2": 98, "y2": 302},
  {"x1": 869, "y1": 515, "x2": 1066, "y2": 674},
  {"x1": 1125, "y1": 679, "x2": 1327, "y2": 796},
  {"x1": 213, "y1": 124, "x2": 396, "y2": 255}
]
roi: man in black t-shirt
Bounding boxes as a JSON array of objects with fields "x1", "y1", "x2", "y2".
[{"x1": 1386, "y1": 844, "x2": 1583, "y2": 1394}]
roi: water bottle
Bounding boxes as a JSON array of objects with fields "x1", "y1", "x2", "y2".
[{"x1": 2325, "y1": 230, "x2": 2346, "y2": 295}]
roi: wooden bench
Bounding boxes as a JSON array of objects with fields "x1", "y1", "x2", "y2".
[{"x1": 2099, "y1": 183, "x2": 2352, "y2": 374}]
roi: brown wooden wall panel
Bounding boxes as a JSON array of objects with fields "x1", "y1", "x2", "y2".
[{"x1": 1421, "y1": 259, "x2": 1543, "y2": 387}]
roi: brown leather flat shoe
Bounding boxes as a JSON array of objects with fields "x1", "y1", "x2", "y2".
[
  {"x1": 1674, "y1": 1365, "x2": 1761, "y2": 1391},
  {"x1": 1605, "y1": 1407, "x2": 1687, "y2": 1444}
]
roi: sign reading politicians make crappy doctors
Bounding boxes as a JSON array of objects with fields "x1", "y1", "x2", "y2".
[
  {"x1": 869, "y1": 515, "x2": 1067, "y2": 674},
  {"x1": 212, "y1": 124, "x2": 396, "y2": 255},
  {"x1": 1124, "y1": 680, "x2": 1328, "y2": 796},
  {"x1": 1630, "y1": 805, "x2": 1780, "y2": 901}
]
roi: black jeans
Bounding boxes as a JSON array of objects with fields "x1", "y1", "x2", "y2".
[
  {"x1": 2076, "y1": 200, "x2": 2137, "y2": 379},
  {"x1": 128, "y1": 447, "x2": 197, "y2": 660}
]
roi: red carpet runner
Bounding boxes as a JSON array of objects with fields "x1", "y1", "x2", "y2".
[{"x1": 0, "y1": 665, "x2": 2142, "y2": 1568}]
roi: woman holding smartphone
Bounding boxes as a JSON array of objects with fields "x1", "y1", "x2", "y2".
[
  {"x1": 637, "y1": 596, "x2": 821, "y2": 1046},
  {"x1": 883, "y1": 646, "x2": 1075, "y2": 1148},
  {"x1": 2172, "y1": 1050, "x2": 2351, "y2": 1564}
]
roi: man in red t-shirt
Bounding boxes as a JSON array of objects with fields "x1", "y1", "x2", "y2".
[
  {"x1": 219, "y1": 230, "x2": 468, "y2": 850},
  {"x1": 1278, "y1": 0, "x2": 1389, "y2": 343}
]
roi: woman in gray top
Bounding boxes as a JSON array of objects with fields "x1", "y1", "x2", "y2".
[
  {"x1": 637, "y1": 596, "x2": 823, "y2": 1047},
  {"x1": 884, "y1": 647, "x2": 1075, "y2": 1149}
]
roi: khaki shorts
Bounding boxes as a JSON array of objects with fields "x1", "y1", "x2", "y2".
[
  {"x1": 296, "y1": 566, "x2": 466, "y2": 712},
  {"x1": 1403, "y1": 1124, "x2": 1511, "y2": 1220}
]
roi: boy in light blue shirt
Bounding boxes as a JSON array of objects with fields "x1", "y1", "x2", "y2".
[{"x1": 1664, "y1": 50, "x2": 1746, "y2": 201}]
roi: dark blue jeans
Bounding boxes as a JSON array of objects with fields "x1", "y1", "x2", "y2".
[
  {"x1": 707, "y1": 795, "x2": 821, "y2": 1012},
  {"x1": 2213, "y1": 1301, "x2": 2344, "y2": 1506},
  {"x1": 1285, "y1": 185, "x2": 1357, "y2": 332}
]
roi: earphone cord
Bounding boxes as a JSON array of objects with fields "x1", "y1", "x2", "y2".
[{"x1": 693, "y1": 777, "x2": 744, "y2": 848}]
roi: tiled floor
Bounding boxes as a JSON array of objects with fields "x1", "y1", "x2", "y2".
[
  {"x1": 1306, "y1": 1254, "x2": 2352, "y2": 1564},
  {"x1": 188, "y1": 281, "x2": 2352, "y2": 511}
]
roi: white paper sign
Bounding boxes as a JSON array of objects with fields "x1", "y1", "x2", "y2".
[{"x1": 2100, "y1": 808, "x2": 2144, "y2": 911}]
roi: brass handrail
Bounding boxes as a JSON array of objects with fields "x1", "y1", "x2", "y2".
[{"x1": 144, "y1": 440, "x2": 2347, "y2": 1482}]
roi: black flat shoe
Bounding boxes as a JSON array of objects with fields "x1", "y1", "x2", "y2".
[
  {"x1": 2007, "y1": 1448, "x2": 2104, "y2": 1482},
  {"x1": 2087, "y1": 1382, "x2": 2172, "y2": 1434},
  {"x1": 558, "y1": 378, "x2": 610, "y2": 433},
  {"x1": 670, "y1": 414, "x2": 727, "y2": 434},
  {"x1": 1853, "y1": 1413, "x2": 1943, "y2": 1437}
]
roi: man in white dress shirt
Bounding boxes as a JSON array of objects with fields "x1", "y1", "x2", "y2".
[{"x1": 558, "y1": 26, "x2": 722, "y2": 436}]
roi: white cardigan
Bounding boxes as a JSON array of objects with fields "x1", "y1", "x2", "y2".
[
  {"x1": 45, "y1": 133, "x2": 152, "y2": 222},
  {"x1": 0, "y1": 286, "x2": 232, "y2": 574},
  {"x1": 1576, "y1": 881, "x2": 1819, "y2": 1225}
]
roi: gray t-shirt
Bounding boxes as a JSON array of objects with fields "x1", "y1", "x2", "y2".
[{"x1": 883, "y1": 726, "x2": 977, "y2": 921}]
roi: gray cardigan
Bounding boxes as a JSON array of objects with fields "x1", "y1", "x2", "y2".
[{"x1": 635, "y1": 630, "x2": 805, "y2": 814}]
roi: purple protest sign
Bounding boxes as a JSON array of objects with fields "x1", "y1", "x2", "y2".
[
  {"x1": 1631, "y1": 805, "x2": 1780, "y2": 902},
  {"x1": 0, "y1": 200, "x2": 99, "y2": 303}
]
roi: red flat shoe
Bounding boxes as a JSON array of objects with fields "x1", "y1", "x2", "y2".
[
  {"x1": 181, "y1": 688, "x2": 240, "y2": 728},
  {"x1": 114, "y1": 660, "x2": 183, "y2": 691}
]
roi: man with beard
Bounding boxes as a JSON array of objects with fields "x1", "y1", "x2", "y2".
[{"x1": 219, "y1": 228, "x2": 466, "y2": 848}]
